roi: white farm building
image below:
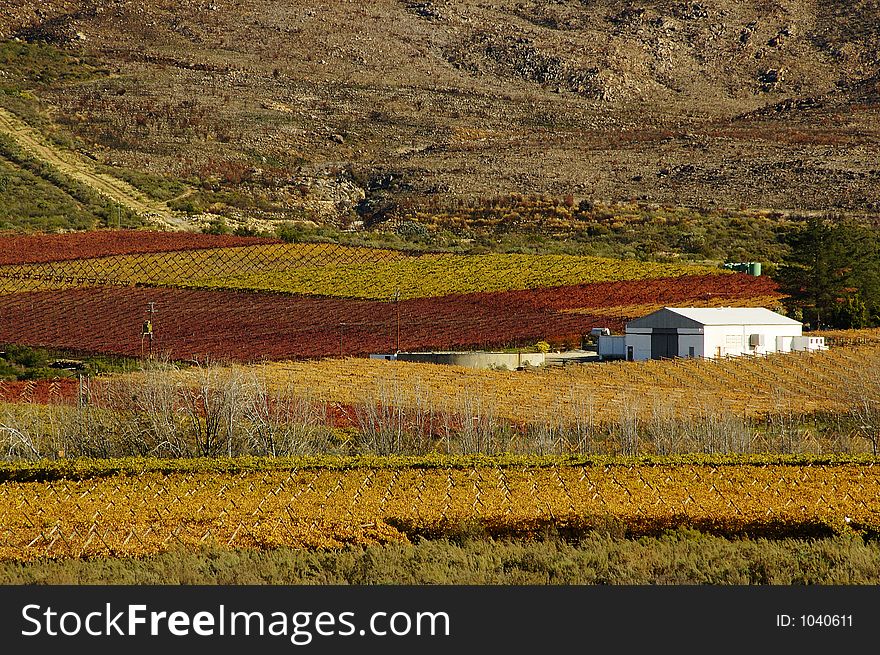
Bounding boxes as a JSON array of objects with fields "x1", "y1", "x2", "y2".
[{"x1": 598, "y1": 307, "x2": 826, "y2": 361}]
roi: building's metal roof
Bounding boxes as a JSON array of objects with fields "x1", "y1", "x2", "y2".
[{"x1": 629, "y1": 307, "x2": 801, "y2": 328}]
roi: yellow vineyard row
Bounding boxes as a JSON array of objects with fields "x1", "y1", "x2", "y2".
[
  {"x1": 818, "y1": 328, "x2": 880, "y2": 343},
  {"x1": 0, "y1": 244, "x2": 722, "y2": 299},
  {"x1": 1, "y1": 463, "x2": 877, "y2": 560}
]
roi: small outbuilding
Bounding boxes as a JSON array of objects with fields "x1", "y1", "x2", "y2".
[{"x1": 598, "y1": 307, "x2": 826, "y2": 361}]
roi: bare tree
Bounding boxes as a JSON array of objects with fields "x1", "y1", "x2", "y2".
[
  {"x1": 179, "y1": 361, "x2": 247, "y2": 457},
  {"x1": 240, "y1": 374, "x2": 333, "y2": 456}
]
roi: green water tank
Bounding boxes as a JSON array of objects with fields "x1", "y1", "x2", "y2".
[{"x1": 748, "y1": 262, "x2": 762, "y2": 276}]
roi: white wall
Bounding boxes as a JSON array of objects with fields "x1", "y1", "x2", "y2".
[
  {"x1": 624, "y1": 324, "x2": 804, "y2": 360},
  {"x1": 597, "y1": 335, "x2": 626, "y2": 358},
  {"x1": 703, "y1": 324, "x2": 802, "y2": 358},
  {"x1": 677, "y1": 333, "x2": 704, "y2": 358},
  {"x1": 626, "y1": 331, "x2": 652, "y2": 361},
  {"x1": 792, "y1": 336, "x2": 827, "y2": 352},
  {"x1": 776, "y1": 336, "x2": 793, "y2": 353}
]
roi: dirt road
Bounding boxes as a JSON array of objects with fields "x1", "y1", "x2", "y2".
[{"x1": 0, "y1": 107, "x2": 190, "y2": 230}]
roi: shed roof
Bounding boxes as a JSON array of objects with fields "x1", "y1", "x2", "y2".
[{"x1": 627, "y1": 307, "x2": 801, "y2": 329}]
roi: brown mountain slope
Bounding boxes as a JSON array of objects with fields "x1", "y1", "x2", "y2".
[{"x1": 1, "y1": 0, "x2": 878, "y2": 221}]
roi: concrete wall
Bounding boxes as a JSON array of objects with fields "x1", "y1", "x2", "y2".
[{"x1": 375, "y1": 352, "x2": 546, "y2": 370}]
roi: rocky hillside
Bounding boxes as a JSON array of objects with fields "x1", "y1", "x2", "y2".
[{"x1": 1, "y1": 0, "x2": 878, "y2": 222}]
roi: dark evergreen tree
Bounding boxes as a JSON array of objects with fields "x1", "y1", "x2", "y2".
[{"x1": 776, "y1": 216, "x2": 880, "y2": 329}]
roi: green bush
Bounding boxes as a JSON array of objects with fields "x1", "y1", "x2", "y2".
[
  {"x1": 168, "y1": 197, "x2": 205, "y2": 215},
  {"x1": 3, "y1": 344, "x2": 48, "y2": 369},
  {"x1": 95, "y1": 165, "x2": 188, "y2": 202},
  {"x1": 202, "y1": 217, "x2": 231, "y2": 235}
]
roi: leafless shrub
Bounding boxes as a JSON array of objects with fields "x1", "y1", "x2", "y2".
[
  {"x1": 680, "y1": 409, "x2": 755, "y2": 454},
  {"x1": 646, "y1": 397, "x2": 681, "y2": 455},
  {"x1": 615, "y1": 397, "x2": 641, "y2": 456},
  {"x1": 567, "y1": 389, "x2": 597, "y2": 454},
  {"x1": 0, "y1": 418, "x2": 41, "y2": 460},
  {"x1": 239, "y1": 374, "x2": 334, "y2": 456},
  {"x1": 351, "y1": 377, "x2": 443, "y2": 455},
  {"x1": 107, "y1": 359, "x2": 192, "y2": 457},
  {"x1": 406, "y1": 383, "x2": 440, "y2": 455},
  {"x1": 452, "y1": 387, "x2": 508, "y2": 455},
  {"x1": 839, "y1": 366, "x2": 880, "y2": 455},
  {"x1": 178, "y1": 361, "x2": 248, "y2": 457},
  {"x1": 353, "y1": 377, "x2": 407, "y2": 455}
]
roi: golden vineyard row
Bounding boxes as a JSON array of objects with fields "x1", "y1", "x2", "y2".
[
  {"x1": 1, "y1": 462, "x2": 878, "y2": 561},
  {"x1": 0, "y1": 244, "x2": 720, "y2": 298},
  {"x1": 3, "y1": 453, "x2": 878, "y2": 482},
  {"x1": 218, "y1": 342, "x2": 878, "y2": 424}
]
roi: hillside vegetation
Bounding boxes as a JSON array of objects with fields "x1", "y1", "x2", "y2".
[{"x1": 0, "y1": 0, "x2": 877, "y2": 234}]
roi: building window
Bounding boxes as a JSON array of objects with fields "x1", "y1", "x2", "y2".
[{"x1": 688, "y1": 346, "x2": 695, "y2": 358}]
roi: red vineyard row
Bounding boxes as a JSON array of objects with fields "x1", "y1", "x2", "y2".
[
  {"x1": 0, "y1": 378, "x2": 80, "y2": 404},
  {"x1": 0, "y1": 287, "x2": 605, "y2": 360},
  {"x1": 0, "y1": 275, "x2": 775, "y2": 361},
  {"x1": 0, "y1": 230, "x2": 279, "y2": 265},
  {"x1": 492, "y1": 273, "x2": 780, "y2": 310}
]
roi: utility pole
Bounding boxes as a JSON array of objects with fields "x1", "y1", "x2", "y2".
[
  {"x1": 142, "y1": 301, "x2": 157, "y2": 359},
  {"x1": 391, "y1": 288, "x2": 401, "y2": 353}
]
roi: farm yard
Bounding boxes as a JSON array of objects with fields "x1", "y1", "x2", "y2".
[
  {"x1": 0, "y1": 229, "x2": 877, "y2": 584},
  {"x1": 0, "y1": 231, "x2": 779, "y2": 360}
]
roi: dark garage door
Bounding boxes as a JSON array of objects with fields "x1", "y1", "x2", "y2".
[{"x1": 651, "y1": 329, "x2": 678, "y2": 359}]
